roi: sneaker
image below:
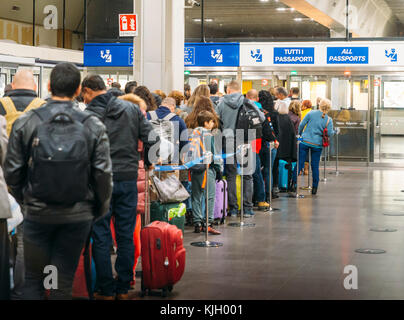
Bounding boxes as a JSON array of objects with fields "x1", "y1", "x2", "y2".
[
  {"x1": 229, "y1": 209, "x2": 238, "y2": 217},
  {"x1": 273, "y1": 186, "x2": 280, "y2": 193},
  {"x1": 243, "y1": 210, "x2": 255, "y2": 217},
  {"x1": 194, "y1": 224, "x2": 201, "y2": 233},
  {"x1": 311, "y1": 187, "x2": 318, "y2": 195},
  {"x1": 271, "y1": 192, "x2": 279, "y2": 199},
  {"x1": 202, "y1": 225, "x2": 221, "y2": 235},
  {"x1": 94, "y1": 292, "x2": 115, "y2": 301},
  {"x1": 116, "y1": 293, "x2": 130, "y2": 300},
  {"x1": 258, "y1": 202, "x2": 270, "y2": 211}
]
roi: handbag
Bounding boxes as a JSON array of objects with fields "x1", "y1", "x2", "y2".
[
  {"x1": 322, "y1": 116, "x2": 331, "y2": 148},
  {"x1": 151, "y1": 174, "x2": 190, "y2": 204}
]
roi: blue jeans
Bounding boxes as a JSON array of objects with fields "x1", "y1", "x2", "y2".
[
  {"x1": 181, "y1": 181, "x2": 192, "y2": 211},
  {"x1": 92, "y1": 180, "x2": 138, "y2": 296},
  {"x1": 22, "y1": 219, "x2": 92, "y2": 300},
  {"x1": 253, "y1": 152, "x2": 266, "y2": 202},
  {"x1": 191, "y1": 169, "x2": 215, "y2": 225},
  {"x1": 260, "y1": 143, "x2": 277, "y2": 199},
  {"x1": 293, "y1": 144, "x2": 323, "y2": 188}
]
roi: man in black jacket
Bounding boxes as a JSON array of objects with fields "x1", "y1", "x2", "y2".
[
  {"x1": 0, "y1": 70, "x2": 44, "y2": 118},
  {"x1": 4, "y1": 63, "x2": 113, "y2": 300},
  {"x1": 82, "y1": 75, "x2": 155, "y2": 300},
  {"x1": 0, "y1": 70, "x2": 45, "y2": 299}
]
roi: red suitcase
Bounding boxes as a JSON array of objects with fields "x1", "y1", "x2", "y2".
[{"x1": 140, "y1": 221, "x2": 186, "y2": 297}]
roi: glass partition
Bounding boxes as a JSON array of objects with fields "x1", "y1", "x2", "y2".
[
  {"x1": 328, "y1": 76, "x2": 369, "y2": 161},
  {"x1": 374, "y1": 75, "x2": 404, "y2": 160}
]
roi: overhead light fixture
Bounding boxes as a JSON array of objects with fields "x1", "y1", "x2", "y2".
[
  {"x1": 276, "y1": 7, "x2": 295, "y2": 12},
  {"x1": 294, "y1": 18, "x2": 303, "y2": 22},
  {"x1": 193, "y1": 18, "x2": 213, "y2": 22},
  {"x1": 260, "y1": 0, "x2": 269, "y2": 2}
]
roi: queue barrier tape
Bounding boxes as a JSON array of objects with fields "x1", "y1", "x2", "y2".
[{"x1": 154, "y1": 151, "x2": 240, "y2": 172}]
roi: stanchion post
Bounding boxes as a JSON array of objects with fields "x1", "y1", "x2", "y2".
[
  {"x1": 268, "y1": 141, "x2": 280, "y2": 213},
  {"x1": 329, "y1": 128, "x2": 343, "y2": 176},
  {"x1": 321, "y1": 146, "x2": 330, "y2": 183},
  {"x1": 292, "y1": 136, "x2": 304, "y2": 199},
  {"x1": 301, "y1": 147, "x2": 312, "y2": 190},
  {"x1": 228, "y1": 144, "x2": 255, "y2": 228},
  {"x1": 191, "y1": 152, "x2": 223, "y2": 247}
]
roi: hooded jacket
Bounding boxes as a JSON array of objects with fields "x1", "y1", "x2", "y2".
[
  {"x1": 86, "y1": 91, "x2": 156, "y2": 181},
  {"x1": 216, "y1": 92, "x2": 265, "y2": 139},
  {"x1": 4, "y1": 100, "x2": 113, "y2": 224},
  {"x1": 216, "y1": 93, "x2": 244, "y2": 137}
]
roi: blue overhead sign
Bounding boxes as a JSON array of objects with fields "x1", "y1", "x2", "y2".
[
  {"x1": 184, "y1": 43, "x2": 239, "y2": 67},
  {"x1": 84, "y1": 43, "x2": 133, "y2": 67},
  {"x1": 274, "y1": 47, "x2": 315, "y2": 64},
  {"x1": 327, "y1": 47, "x2": 369, "y2": 64}
]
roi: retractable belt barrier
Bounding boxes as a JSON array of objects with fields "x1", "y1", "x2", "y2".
[{"x1": 154, "y1": 151, "x2": 241, "y2": 172}]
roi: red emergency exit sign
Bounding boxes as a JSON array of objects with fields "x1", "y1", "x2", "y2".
[{"x1": 119, "y1": 14, "x2": 138, "y2": 37}]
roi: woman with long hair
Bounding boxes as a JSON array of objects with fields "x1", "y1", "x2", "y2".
[
  {"x1": 185, "y1": 96, "x2": 220, "y2": 130},
  {"x1": 133, "y1": 86, "x2": 157, "y2": 112},
  {"x1": 288, "y1": 100, "x2": 301, "y2": 135},
  {"x1": 292, "y1": 98, "x2": 335, "y2": 195},
  {"x1": 179, "y1": 84, "x2": 210, "y2": 118},
  {"x1": 259, "y1": 90, "x2": 280, "y2": 199}
]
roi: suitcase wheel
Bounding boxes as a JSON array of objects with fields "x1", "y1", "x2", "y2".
[
  {"x1": 168, "y1": 285, "x2": 173, "y2": 292},
  {"x1": 161, "y1": 288, "x2": 168, "y2": 298}
]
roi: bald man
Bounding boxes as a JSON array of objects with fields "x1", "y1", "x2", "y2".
[
  {"x1": 0, "y1": 69, "x2": 44, "y2": 300},
  {"x1": 0, "y1": 70, "x2": 44, "y2": 125}
]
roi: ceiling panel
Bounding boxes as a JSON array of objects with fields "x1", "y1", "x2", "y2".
[{"x1": 185, "y1": 0, "x2": 329, "y2": 40}]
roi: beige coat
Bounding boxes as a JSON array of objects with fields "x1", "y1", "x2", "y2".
[{"x1": 0, "y1": 116, "x2": 11, "y2": 219}]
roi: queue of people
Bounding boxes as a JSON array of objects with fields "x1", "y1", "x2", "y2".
[{"x1": 0, "y1": 65, "x2": 335, "y2": 300}]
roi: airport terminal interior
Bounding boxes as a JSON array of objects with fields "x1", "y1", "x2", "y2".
[{"x1": 2, "y1": 0, "x2": 404, "y2": 303}]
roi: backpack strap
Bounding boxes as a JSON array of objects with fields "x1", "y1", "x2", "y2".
[
  {"x1": 149, "y1": 111, "x2": 158, "y2": 121},
  {"x1": 33, "y1": 106, "x2": 92, "y2": 124},
  {"x1": 0, "y1": 97, "x2": 17, "y2": 115},
  {"x1": 24, "y1": 98, "x2": 46, "y2": 112},
  {"x1": 72, "y1": 110, "x2": 94, "y2": 124},
  {"x1": 325, "y1": 115, "x2": 331, "y2": 128},
  {"x1": 163, "y1": 113, "x2": 176, "y2": 121}
]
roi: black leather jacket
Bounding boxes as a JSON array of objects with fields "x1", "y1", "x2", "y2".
[
  {"x1": 4, "y1": 100, "x2": 113, "y2": 224},
  {"x1": 86, "y1": 92, "x2": 156, "y2": 181}
]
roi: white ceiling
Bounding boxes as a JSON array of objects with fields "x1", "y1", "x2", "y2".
[
  {"x1": 384, "y1": 0, "x2": 404, "y2": 24},
  {"x1": 185, "y1": 0, "x2": 330, "y2": 40}
]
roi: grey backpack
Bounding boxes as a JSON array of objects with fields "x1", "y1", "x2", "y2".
[{"x1": 148, "y1": 111, "x2": 177, "y2": 161}]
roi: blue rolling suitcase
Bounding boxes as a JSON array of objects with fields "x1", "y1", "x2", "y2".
[{"x1": 278, "y1": 160, "x2": 296, "y2": 191}]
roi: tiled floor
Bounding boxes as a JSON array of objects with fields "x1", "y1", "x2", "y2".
[{"x1": 129, "y1": 166, "x2": 404, "y2": 300}]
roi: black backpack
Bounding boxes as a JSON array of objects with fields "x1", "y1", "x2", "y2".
[
  {"x1": 235, "y1": 98, "x2": 263, "y2": 142},
  {"x1": 28, "y1": 108, "x2": 93, "y2": 205}
]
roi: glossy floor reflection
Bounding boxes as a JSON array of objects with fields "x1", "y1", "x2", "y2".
[{"x1": 131, "y1": 166, "x2": 404, "y2": 300}]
